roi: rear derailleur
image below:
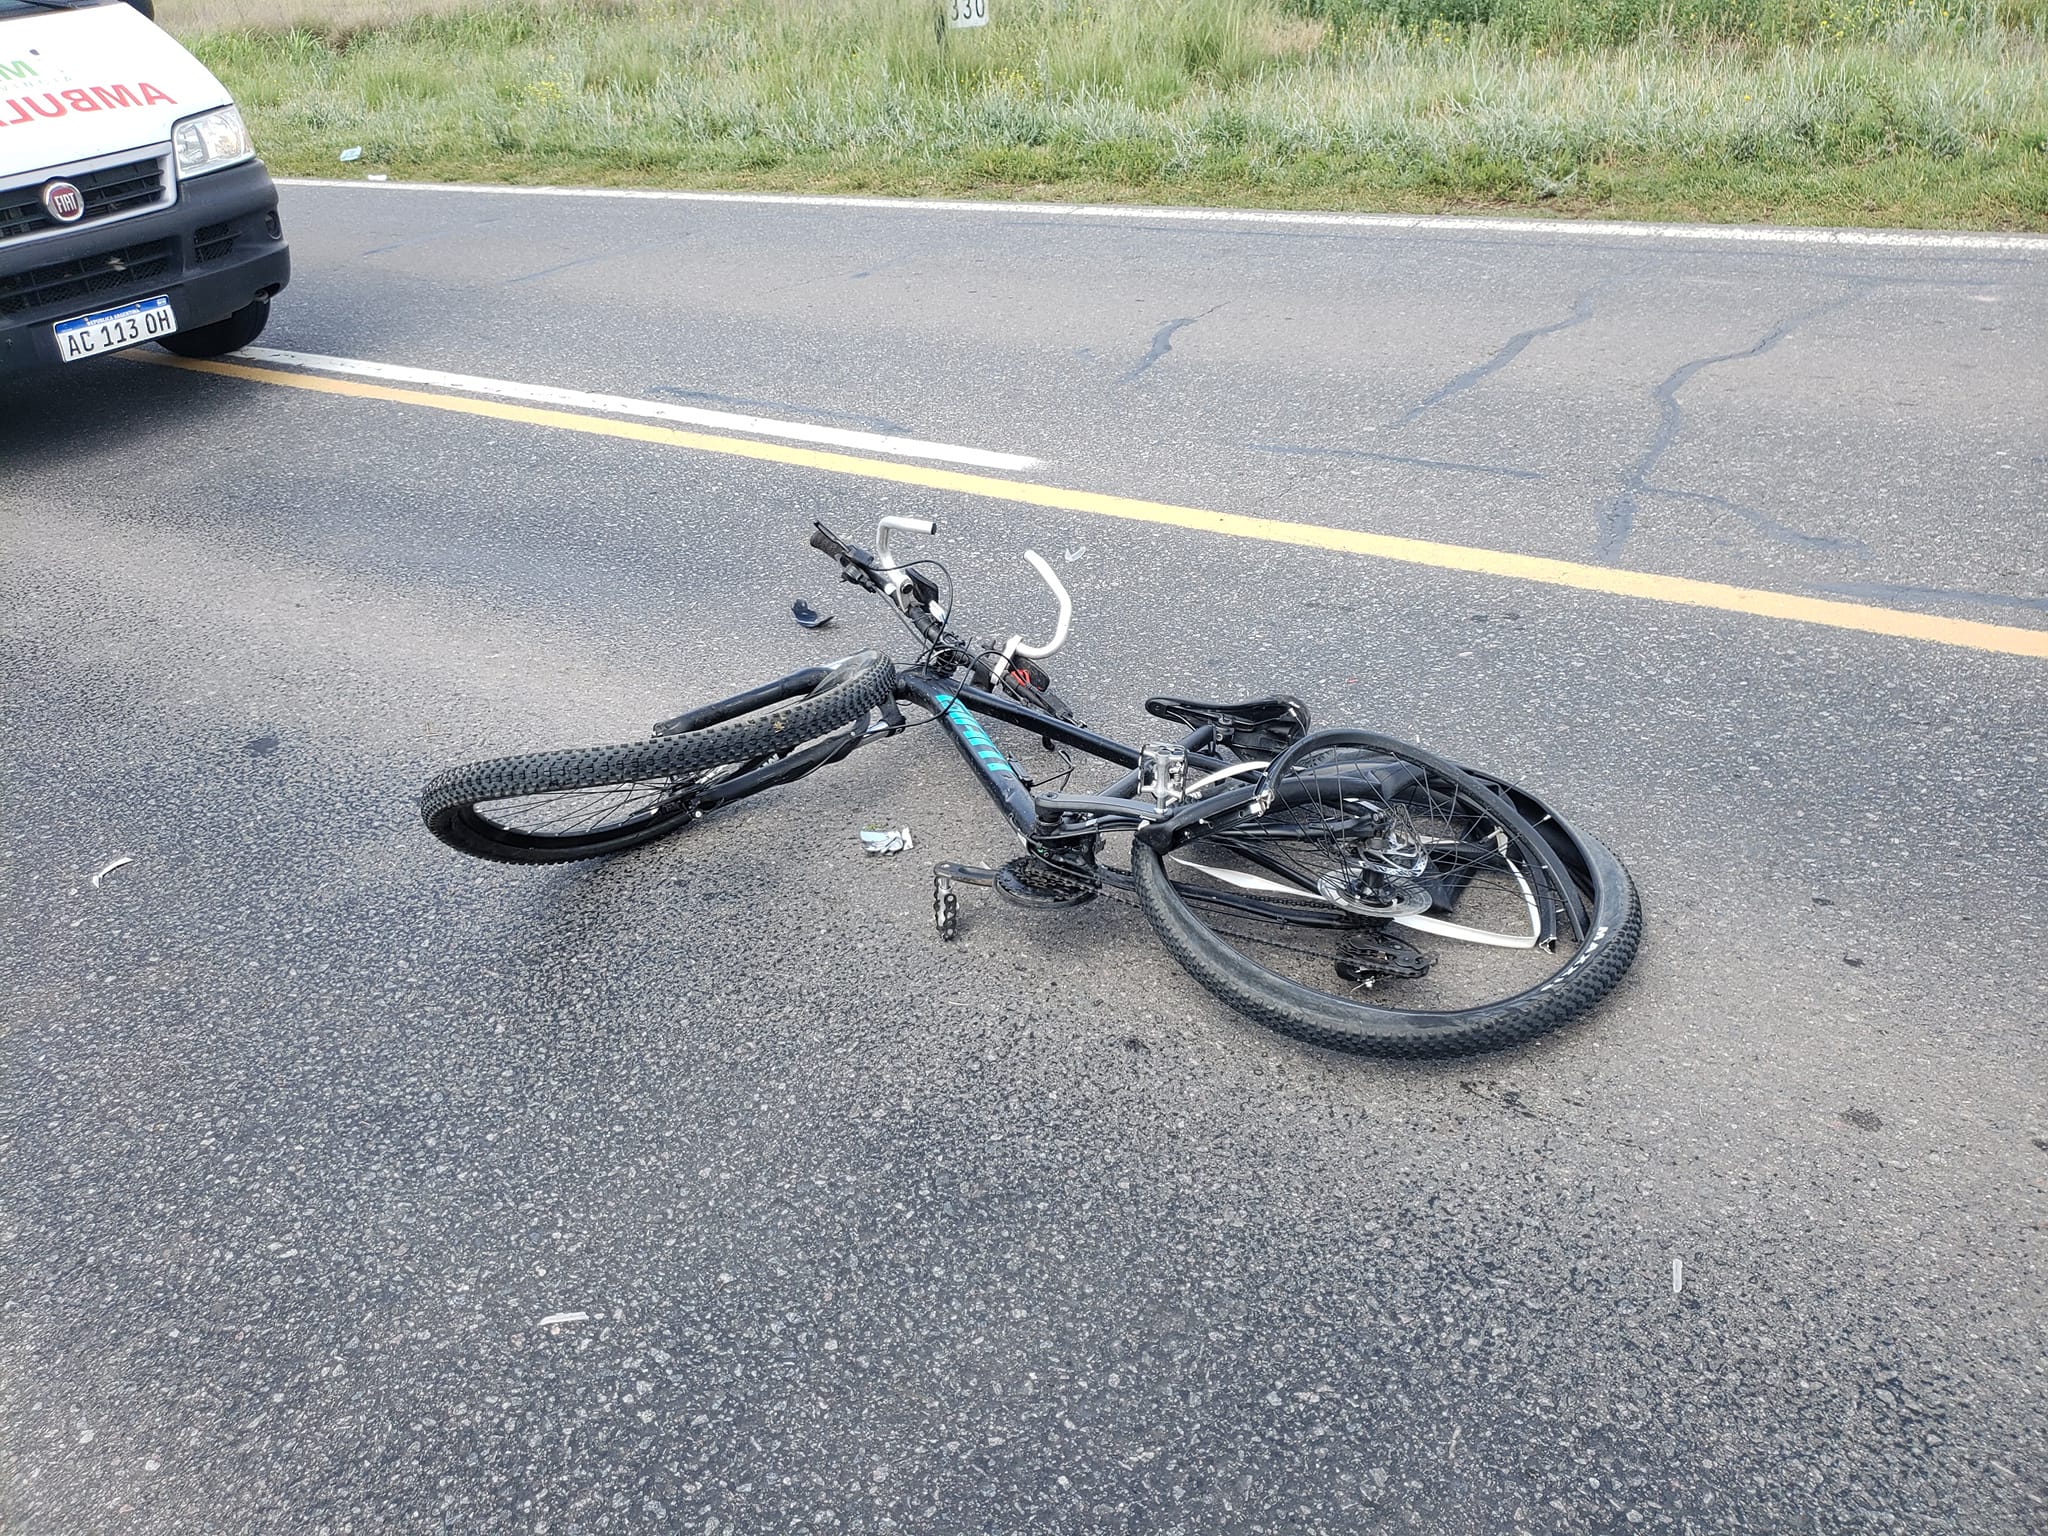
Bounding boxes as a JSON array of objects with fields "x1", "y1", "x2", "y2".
[{"x1": 1335, "y1": 924, "x2": 1435, "y2": 985}]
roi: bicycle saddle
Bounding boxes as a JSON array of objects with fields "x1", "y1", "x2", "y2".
[{"x1": 1144, "y1": 694, "x2": 1311, "y2": 752}]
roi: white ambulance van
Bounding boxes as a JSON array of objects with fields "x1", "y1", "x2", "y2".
[{"x1": 1, "y1": 0, "x2": 288, "y2": 374}]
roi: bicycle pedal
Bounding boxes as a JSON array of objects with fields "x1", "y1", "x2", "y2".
[
  {"x1": 933, "y1": 874, "x2": 959, "y2": 942},
  {"x1": 993, "y1": 856, "x2": 1097, "y2": 911}
]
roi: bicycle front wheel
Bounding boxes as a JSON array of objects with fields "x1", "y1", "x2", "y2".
[
  {"x1": 1131, "y1": 732, "x2": 1639, "y2": 1057},
  {"x1": 420, "y1": 650, "x2": 896, "y2": 864}
]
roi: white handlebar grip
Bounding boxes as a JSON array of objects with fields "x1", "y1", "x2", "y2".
[{"x1": 1011, "y1": 550, "x2": 1073, "y2": 660}]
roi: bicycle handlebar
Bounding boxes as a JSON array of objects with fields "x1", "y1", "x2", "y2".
[
  {"x1": 809, "y1": 521, "x2": 893, "y2": 599},
  {"x1": 807, "y1": 519, "x2": 1072, "y2": 664},
  {"x1": 873, "y1": 516, "x2": 937, "y2": 575},
  {"x1": 1010, "y1": 551, "x2": 1072, "y2": 661},
  {"x1": 808, "y1": 522, "x2": 855, "y2": 564}
]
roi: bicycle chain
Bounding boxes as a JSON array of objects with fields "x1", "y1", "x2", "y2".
[{"x1": 1082, "y1": 864, "x2": 1367, "y2": 971}]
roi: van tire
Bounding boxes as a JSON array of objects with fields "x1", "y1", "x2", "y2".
[{"x1": 158, "y1": 298, "x2": 270, "y2": 359}]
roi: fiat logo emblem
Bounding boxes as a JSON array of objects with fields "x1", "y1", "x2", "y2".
[{"x1": 42, "y1": 181, "x2": 85, "y2": 223}]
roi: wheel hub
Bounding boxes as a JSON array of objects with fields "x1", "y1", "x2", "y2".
[{"x1": 1313, "y1": 867, "x2": 1432, "y2": 917}]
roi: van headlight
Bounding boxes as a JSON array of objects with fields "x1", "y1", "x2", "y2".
[{"x1": 172, "y1": 106, "x2": 254, "y2": 176}]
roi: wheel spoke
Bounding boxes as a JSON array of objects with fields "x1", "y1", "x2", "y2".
[{"x1": 479, "y1": 775, "x2": 694, "y2": 838}]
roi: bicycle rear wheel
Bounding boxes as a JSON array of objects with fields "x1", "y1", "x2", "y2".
[
  {"x1": 420, "y1": 650, "x2": 896, "y2": 864},
  {"x1": 1131, "y1": 731, "x2": 1639, "y2": 1057}
]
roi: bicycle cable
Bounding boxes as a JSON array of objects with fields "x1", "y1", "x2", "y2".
[{"x1": 857, "y1": 560, "x2": 1083, "y2": 797}]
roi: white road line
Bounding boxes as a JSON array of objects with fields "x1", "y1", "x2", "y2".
[
  {"x1": 232, "y1": 347, "x2": 1041, "y2": 471},
  {"x1": 278, "y1": 178, "x2": 2048, "y2": 254}
]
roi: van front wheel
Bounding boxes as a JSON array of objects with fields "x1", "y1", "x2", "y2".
[{"x1": 158, "y1": 298, "x2": 271, "y2": 359}]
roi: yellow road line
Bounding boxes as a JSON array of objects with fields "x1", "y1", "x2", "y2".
[{"x1": 144, "y1": 352, "x2": 2048, "y2": 660}]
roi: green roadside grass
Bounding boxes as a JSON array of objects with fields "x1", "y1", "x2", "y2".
[{"x1": 169, "y1": 0, "x2": 2048, "y2": 230}]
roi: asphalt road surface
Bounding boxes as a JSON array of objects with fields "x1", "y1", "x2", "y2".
[{"x1": 4, "y1": 185, "x2": 2045, "y2": 1534}]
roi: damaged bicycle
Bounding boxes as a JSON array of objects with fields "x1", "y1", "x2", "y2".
[{"x1": 421, "y1": 517, "x2": 1640, "y2": 1057}]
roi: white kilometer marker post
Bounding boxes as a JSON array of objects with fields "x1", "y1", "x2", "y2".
[{"x1": 232, "y1": 348, "x2": 1041, "y2": 472}]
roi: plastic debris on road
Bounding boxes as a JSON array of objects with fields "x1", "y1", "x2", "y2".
[
  {"x1": 536, "y1": 1310, "x2": 589, "y2": 1327},
  {"x1": 338, "y1": 146, "x2": 363, "y2": 162},
  {"x1": 860, "y1": 826, "x2": 915, "y2": 855},
  {"x1": 90, "y1": 856, "x2": 133, "y2": 888},
  {"x1": 791, "y1": 598, "x2": 834, "y2": 630}
]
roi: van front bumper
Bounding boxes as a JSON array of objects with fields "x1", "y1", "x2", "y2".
[{"x1": 0, "y1": 158, "x2": 291, "y2": 375}]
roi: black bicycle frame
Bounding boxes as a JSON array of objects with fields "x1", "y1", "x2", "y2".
[
  {"x1": 893, "y1": 667, "x2": 1234, "y2": 842},
  {"x1": 813, "y1": 521, "x2": 1252, "y2": 851}
]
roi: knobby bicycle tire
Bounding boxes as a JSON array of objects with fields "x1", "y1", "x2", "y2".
[
  {"x1": 1131, "y1": 735, "x2": 1640, "y2": 1058},
  {"x1": 421, "y1": 650, "x2": 896, "y2": 864}
]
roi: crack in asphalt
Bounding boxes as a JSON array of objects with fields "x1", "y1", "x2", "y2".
[
  {"x1": 1810, "y1": 579, "x2": 2048, "y2": 614},
  {"x1": 361, "y1": 216, "x2": 504, "y2": 258},
  {"x1": 1594, "y1": 285, "x2": 1872, "y2": 561},
  {"x1": 1252, "y1": 443, "x2": 1545, "y2": 483},
  {"x1": 503, "y1": 245, "x2": 652, "y2": 286},
  {"x1": 1635, "y1": 484, "x2": 1864, "y2": 553},
  {"x1": 1243, "y1": 283, "x2": 1595, "y2": 481},
  {"x1": 1397, "y1": 283, "x2": 1606, "y2": 427},
  {"x1": 1122, "y1": 304, "x2": 1226, "y2": 382}
]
